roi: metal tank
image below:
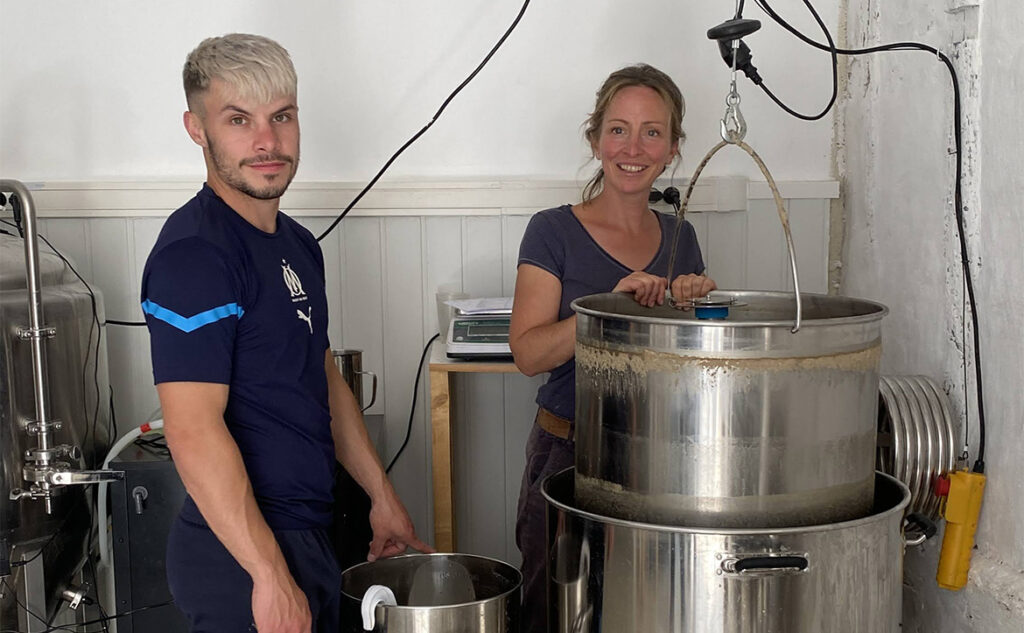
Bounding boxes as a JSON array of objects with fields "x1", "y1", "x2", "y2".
[
  {"x1": 1, "y1": 181, "x2": 112, "y2": 628},
  {"x1": 545, "y1": 468, "x2": 910, "y2": 633},
  {"x1": 572, "y1": 291, "x2": 887, "y2": 528}
]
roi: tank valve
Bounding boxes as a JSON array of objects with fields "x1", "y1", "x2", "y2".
[{"x1": 934, "y1": 469, "x2": 986, "y2": 590}]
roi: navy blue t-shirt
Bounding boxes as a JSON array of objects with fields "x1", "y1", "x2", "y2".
[
  {"x1": 141, "y1": 184, "x2": 335, "y2": 530},
  {"x1": 517, "y1": 204, "x2": 705, "y2": 421}
]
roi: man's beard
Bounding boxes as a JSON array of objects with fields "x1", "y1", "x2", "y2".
[{"x1": 208, "y1": 137, "x2": 299, "y2": 200}]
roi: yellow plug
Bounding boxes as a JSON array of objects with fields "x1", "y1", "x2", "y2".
[{"x1": 936, "y1": 469, "x2": 986, "y2": 591}]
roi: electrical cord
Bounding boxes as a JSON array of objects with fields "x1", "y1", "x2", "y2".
[
  {"x1": 0, "y1": 577, "x2": 77, "y2": 633},
  {"x1": 1, "y1": 575, "x2": 173, "y2": 633},
  {"x1": 104, "y1": 319, "x2": 146, "y2": 327},
  {"x1": 316, "y1": 0, "x2": 532, "y2": 242},
  {"x1": 747, "y1": 0, "x2": 986, "y2": 472},
  {"x1": 385, "y1": 333, "x2": 440, "y2": 474},
  {"x1": 756, "y1": 0, "x2": 837, "y2": 121}
]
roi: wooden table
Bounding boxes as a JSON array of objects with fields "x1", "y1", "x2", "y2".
[{"x1": 428, "y1": 345, "x2": 518, "y2": 552}]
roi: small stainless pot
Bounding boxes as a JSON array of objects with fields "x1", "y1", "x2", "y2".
[{"x1": 341, "y1": 553, "x2": 521, "y2": 632}]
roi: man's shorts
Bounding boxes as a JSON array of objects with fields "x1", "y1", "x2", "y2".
[{"x1": 166, "y1": 515, "x2": 342, "y2": 632}]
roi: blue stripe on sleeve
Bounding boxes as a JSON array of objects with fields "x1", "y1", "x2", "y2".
[{"x1": 141, "y1": 299, "x2": 244, "y2": 333}]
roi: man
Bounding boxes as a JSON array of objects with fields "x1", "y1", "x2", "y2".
[{"x1": 141, "y1": 34, "x2": 429, "y2": 632}]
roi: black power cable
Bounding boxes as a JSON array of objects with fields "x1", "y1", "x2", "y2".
[
  {"x1": 316, "y1": 0, "x2": 532, "y2": 242},
  {"x1": 104, "y1": 319, "x2": 146, "y2": 327},
  {"x1": 745, "y1": 0, "x2": 986, "y2": 472},
  {"x1": 385, "y1": 333, "x2": 440, "y2": 474}
]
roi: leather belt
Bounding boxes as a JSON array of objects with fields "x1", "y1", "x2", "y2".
[{"x1": 537, "y1": 407, "x2": 573, "y2": 440}]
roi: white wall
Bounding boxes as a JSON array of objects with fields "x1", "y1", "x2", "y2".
[
  {"x1": 1, "y1": 0, "x2": 839, "y2": 183},
  {"x1": 843, "y1": 0, "x2": 1024, "y2": 630},
  {"x1": 24, "y1": 179, "x2": 837, "y2": 562}
]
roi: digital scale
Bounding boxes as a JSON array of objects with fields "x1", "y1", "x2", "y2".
[{"x1": 445, "y1": 299, "x2": 513, "y2": 359}]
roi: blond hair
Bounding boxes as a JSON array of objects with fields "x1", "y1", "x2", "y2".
[{"x1": 183, "y1": 33, "x2": 297, "y2": 113}]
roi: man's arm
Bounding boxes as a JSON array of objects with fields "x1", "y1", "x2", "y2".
[
  {"x1": 323, "y1": 350, "x2": 433, "y2": 559},
  {"x1": 158, "y1": 382, "x2": 311, "y2": 633}
]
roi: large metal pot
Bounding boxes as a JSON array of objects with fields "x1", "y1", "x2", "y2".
[
  {"x1": 341, "y1": 553, "x2": 521, "y2": 632},
  {"x1": 572, "y1": 291, "x2": 887, "y2": 528},
  {"x1": 544, "y1": 468, "x2": 909, "y2": 633}
]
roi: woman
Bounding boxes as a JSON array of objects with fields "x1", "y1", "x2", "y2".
[{"x1": 509, "y1": 64, "x2": 716, "y2": 630}]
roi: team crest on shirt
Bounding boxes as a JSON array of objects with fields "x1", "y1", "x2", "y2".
[{"x1": 281, "y1": 260, "x2": 308, "y2": 304}]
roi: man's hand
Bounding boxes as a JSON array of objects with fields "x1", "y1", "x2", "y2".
[
  {"x1": 367, "y1": 488, "x2": 435, "y2": 561},
  {"x1": 670, "y1": 274, "x2": 717, "y2": 303},
  {"x1": 612, "y1": 271, "x2": 668, "y2": 307},
  {"x1": 251, "y1": 569, "x2": 312, "y2": 633}
]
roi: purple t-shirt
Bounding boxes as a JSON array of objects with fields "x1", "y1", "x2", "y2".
[{"x1": 517, "y1": 204, "x2": 705, "y2": 421}]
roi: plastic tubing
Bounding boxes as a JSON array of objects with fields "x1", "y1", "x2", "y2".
[{"x1": 96, "y1": 420, "x2": 164, "y2": 566}]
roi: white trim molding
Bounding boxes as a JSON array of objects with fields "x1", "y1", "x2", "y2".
[{"x1": 22, "y1": 177, "x2": 841, "y2": 218}]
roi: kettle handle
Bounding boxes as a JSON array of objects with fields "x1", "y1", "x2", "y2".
[
  {"x1": 357, "y1": 370, "x2": 378, "y2": 412},
  {"x1": 361, "y1": 584, "x2": 396, "y2": 631}
]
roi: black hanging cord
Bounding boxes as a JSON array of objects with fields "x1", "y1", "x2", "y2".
[
  {"x1": 316, "y1": 0, "x2": 532, "y2": 242},
  {"x1": 751, "y1": 0, "x2": 985, "y2": 472},
  {"x1": 757, "y1": 0, "x2": 837, "y2": 121},
  {"x1": 386, "y1": 333, "x2": 440, "y2": 474}
]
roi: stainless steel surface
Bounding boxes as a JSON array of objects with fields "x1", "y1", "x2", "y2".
[
  {"x1": 333, "y1": 349, "x2": 378, "y2": 412},
  {"x1": 49, "y1": 470, "x2": 124, "y2": 485},
  {"x1": 1, "y1": 180, "x2": 52, "y2": 432},
  {"x1": 1, "y1": 180, "x2": 60, "y2": 511},
  {"x1": 572, "y1": 291, "x2": 888, "y2": 528},
  {"x1": 341, "y1": 553, "x2": 521, "y2": 632},
  {"x1": 545, "y1": 468, "x2": 909, "y2": 633},
  {"x1": 1, "y1": 196, "x2": 112, "y2": 624},
  {"x1": 877, "y1": 375, "x2": 957, "y2": 520}
]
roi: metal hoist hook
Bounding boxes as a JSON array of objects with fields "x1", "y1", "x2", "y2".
[{"x1": 720, "y1": 80, "x2": 746, "y2": 144}]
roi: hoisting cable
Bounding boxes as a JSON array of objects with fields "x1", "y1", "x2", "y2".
[{"x1": 316, "y1": 0, "x2": 532, "y2": 242}]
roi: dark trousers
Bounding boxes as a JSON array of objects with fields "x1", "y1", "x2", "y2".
[
  {"x1": 516, "y1": 421, "x2": 575, "y2": 633},
  {"x1": 166, "y1": 515, "x2": 341, "y2": 632}
]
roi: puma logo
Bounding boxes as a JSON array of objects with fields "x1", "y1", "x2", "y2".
[{"x1": 296, "y1": 307, "x2": 313, "y2": 334}]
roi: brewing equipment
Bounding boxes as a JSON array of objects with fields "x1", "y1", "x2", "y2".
[
  {"x1": 1, "y1": 180, "x2": 117, "y2": 628},
  {"x1": 572, "y1": 290, "x2": 888, "y2": 528},
  {"x1": 545, "y1": 468, "x2": 910, "y2": 633},
  {"x1": 334, "y1": 349, "x2": 379, "y2": 412},
  {"x1": 341, "y1": 553, "x2": 521, "y2": 632},
  {"x1": 543, "y1": 287, "x2": 922, "y2": 632}
]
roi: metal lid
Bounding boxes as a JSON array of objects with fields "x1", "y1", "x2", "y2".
[{"x1": 572, "y1": 290, "x2": 887, "y2": 328}]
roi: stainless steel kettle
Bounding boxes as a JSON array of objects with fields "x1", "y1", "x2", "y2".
[{"x1": 333, "y1": 349, "x2": 378, "y2": 412}]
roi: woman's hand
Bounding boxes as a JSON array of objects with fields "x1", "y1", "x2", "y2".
[
  {"x1": 613, "y1": 272, "x2": 668, "y2": 308},
  {"x1": 670, "y1": 274, "x2": 717, "y2": 303}
]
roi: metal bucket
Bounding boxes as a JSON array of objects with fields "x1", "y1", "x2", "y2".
[
  {"x1": 333, "y1": 349, "x2": 378, "y2": 412},
  {"x1": 572, "y1": 291, "x2": 887, "y2": 528},
  {"x1": 341, "y1": 553, "x2": 521, "y2": 632},
  {"x1": 544, "y1": 467, "x2": 909, "y2": 633}
]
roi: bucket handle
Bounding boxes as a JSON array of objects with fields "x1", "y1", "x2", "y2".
[
  {"x1": 720, "y1": 554, "x2": 809, "y2": 577},
  {"x1": 361, "y1": 584, "x2": 397, "y2": 631},
  {"x1": 904, "y1": 512, "x2": 938, "y2": 547},
  {"x1": 358, "y1": 370, "x2": 378, "y2": 412},
  {"x1": 666, "y1": 139, "x2": 803, "y2": 332}
]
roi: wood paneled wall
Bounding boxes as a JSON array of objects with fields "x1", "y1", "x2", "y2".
[{"x1": 26, "y1": 178, "x2": 837, "y2": 564}]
